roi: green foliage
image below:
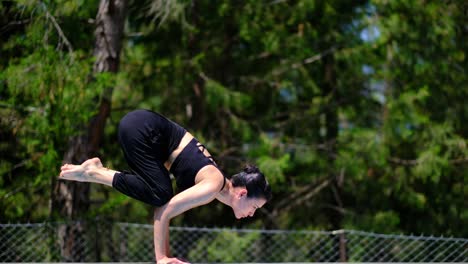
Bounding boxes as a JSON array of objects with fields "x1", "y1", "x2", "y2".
[
  {"x1": 384, "y1": 88, "x2": 430, "y2": 142},
  {"x1": 342, "y1": 0, "x2": 468, "y2": 236},
  {"x1": 247, "y1": 134, "x2": 291, "y2": 186},
  {"x1": 345, "y1": 210, "x2": 401, "y2": 234},
  {"x1": 204, "y1": 78, "x2": 253, "y2": 114},
  {"x1": 188, "y1": 230, "x2": 259, "y2": 262},
  {"x1": 1, "y1": 0, "x2": 466, "y2": 239},
  {"x1": 0, "y1": 1, "x2": 101, "y2": 221}
]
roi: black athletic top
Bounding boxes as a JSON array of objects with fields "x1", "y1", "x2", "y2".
[
  {"x1": 113, "y1": 109, "x2": 226, "y2": 207},
  {"x1": 170, "y1": 138, "x2": 226, "y2": 192}
]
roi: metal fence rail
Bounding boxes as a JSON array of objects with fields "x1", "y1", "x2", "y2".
[{"x1": 0, "y1": 221, "x2": 466, "y2": 262}]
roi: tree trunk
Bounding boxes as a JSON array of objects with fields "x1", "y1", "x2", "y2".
[
  {"x1": 323, "y1": 53, "x2": 347, "y2": 262},
  {"x1": 187, "y1": 1, "x2": 206, "y2": 131},
  {"x1": 51, "y1": 0, "x2": 127, "y2": 261},
  {"x1": 323, "y1": 54, "x2": 341, "y2": 228}
]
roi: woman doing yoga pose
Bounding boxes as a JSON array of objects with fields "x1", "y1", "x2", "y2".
[{"x1": 59, "y1": 109, "x2": 272, "y2": 264}]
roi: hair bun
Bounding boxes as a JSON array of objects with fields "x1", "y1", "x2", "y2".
[
  {"x1": 243, "y1": 164, "x2": 260, "y2": 174},
  {"x1": 231, "y1": 164, "x2": 271, "y2": 201}
]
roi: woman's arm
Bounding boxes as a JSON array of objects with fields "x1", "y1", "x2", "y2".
[{"x1": 153, "y1": 178, "x2": 222, "y2": 263}]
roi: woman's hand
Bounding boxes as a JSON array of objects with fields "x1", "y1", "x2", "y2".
[
  {"x1": 153, "y1": 177, "x2": 222, "y2": 262},
  {"x1": 157, "y1": 256, "x2": 190, "y2": 264}
]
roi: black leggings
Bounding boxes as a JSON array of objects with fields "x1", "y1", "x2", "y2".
[{"x1": 112, "y1": 110, "x2": 186, "y2": 206}]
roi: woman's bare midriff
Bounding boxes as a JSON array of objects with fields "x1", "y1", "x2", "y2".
[{"x1": 164, "y1": 132, "x2": 194, "y2": 170}]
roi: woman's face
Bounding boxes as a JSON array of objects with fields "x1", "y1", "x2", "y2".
[{"x1": 231, "y1": 188, "x2": 267, "y2": 219}]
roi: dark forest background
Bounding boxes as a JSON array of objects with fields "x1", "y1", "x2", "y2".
[{"x1": 1, "y1": 0, "x2": 467, "y2": 237}]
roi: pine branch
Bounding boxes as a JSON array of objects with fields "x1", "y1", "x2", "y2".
[
  {"x1": 40, "y1": 2, "x2": 75, "y2": 61},
  {"x1": 270, "y1": 47, "x2": 337, "y2": 77},
  {"x1": 388, "y1": 156, "x2": 468, "y2": 166}
]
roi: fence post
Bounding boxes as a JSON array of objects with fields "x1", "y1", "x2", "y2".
[
  {"x1": 339, "y1": 231, "x2": 347, "y2": 262},
  {"x1": 332, "y1": 230, "x2": 347, "y2": 262},
  {"x1": 95, "y1": 219, "x2": 101, "y2": 262}
]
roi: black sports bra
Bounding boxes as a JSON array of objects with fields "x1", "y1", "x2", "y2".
[{"x1": 170, "y1": 138, "x2": 226, "y2": 192}]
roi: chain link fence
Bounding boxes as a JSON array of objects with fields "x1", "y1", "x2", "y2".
[{"x1": 0, "y1": 221, "x2": 466, "y2": 262}]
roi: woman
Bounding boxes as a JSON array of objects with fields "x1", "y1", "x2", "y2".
[{"x1": 59, "y1": 109, "x2": 272, "y2": 264}]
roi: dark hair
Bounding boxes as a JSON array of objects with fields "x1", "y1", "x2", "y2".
[{"x1": 231, "y1": 164, "x2": 272, "y2": 201}]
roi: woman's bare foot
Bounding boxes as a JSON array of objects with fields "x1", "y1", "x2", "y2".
[{"x1": 59, "y1": 157, "x2": 104, "y2": 182}]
